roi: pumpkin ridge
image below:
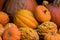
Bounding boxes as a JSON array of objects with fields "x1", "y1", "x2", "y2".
[
  {"x1": 17, "y1": 14, "x2": 38, "y2": 26},
  {"x1": 14, "y1": 16, "x2": 29, "y2": 27},
  {"x1": 16, "y1": 15, "x2": 36, "y2": 28}
]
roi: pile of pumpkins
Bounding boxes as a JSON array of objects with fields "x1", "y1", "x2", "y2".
[{"x1": 0, "y1": 0, "x2": 60, "y2": 40}]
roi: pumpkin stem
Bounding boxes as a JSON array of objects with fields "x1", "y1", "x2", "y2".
[
  {"x1": 43, "y1": 0, "x2": 49, "y2": 6},
  {"x1": 43, "y1": 10, "x2": 47, "y2": 14},
  {"x1": 53, "y1": 0, "x2": 60, "y2": 6},
  {"x1": 7, "y1": 33, "x2": 11, "y2": 37}
]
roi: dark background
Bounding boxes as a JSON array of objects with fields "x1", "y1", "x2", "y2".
[{"x1": 36, "y1": 0, "x2": 54, "y2": 5}]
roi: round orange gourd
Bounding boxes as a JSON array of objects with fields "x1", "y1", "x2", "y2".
[
  {"x1": 0, "y1": 11, "x2": 9, "y2": 25},
  {"x1": 35, "y1": 5, "x2": 51, "y2": 22},
  {"x1": 14, "y1": 10, "x2": 38, "y2": 28},
  {"x1": 0, "y1": 24, "x2": 4, "y2": 36},
  {"x1": 3, "y1": 23, "x2": 21, "y2": 40},
  {"x1": 44, "y1": 33, "x2": 60, "y2": 40},
  {"x1": 36, "y1": 21, "x2": 57, "y2": 36}
]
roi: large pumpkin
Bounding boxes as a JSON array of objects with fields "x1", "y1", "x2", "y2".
[
  {"x1": 3, "y1": 23, "x2": 21, "y2": 40},
  {"x1": 4, "y1": 0, "x2": 37, "y2": 16},
  {"x1": 47, "y1": 0, "x2": 60, "y2": 28},
  {"x1": 36, "y1": 21, "x2": 57, "y2": 36},
  {"x1": 0, "y1": 11, "x2": 9, "y2": 25},
  {"x1": 14, "y1": 10, "x2": 38, "y2": 28},
  {"x1": 35, "y1": 5, "x2": 51, "y2": 22},
  {"x1": 19, "y1": 27, "x2": 39, "y2": 40},
  {"x1": 44, "y1": 33, "x2": 60, "y2": 40}
]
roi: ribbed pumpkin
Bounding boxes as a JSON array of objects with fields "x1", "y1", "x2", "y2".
[
  {"x1": 44, "y1": 33, "x2": 60, "y2": 40},
  {"x1": 0, "y1": 11, "x2": 9, "y2": 25},
  {"x1": 0, "y1": 24, "x2": 4, "y2": 36},
  {"x1": 4, "y1": 0, "x2": 37, "y2": 16},
  {"x1": 35, "y1": 5, "x2": 51, "y2": 22},
  {"x1": 3, "y1": 23, "x2": 21, "y2": 40},
  {"x1": 14, "y1": 10, "x2": 38, "y2": 28},
  {"x1": 19, "y1": 27, "x2": 39, "y2": 40},
  {"x1": 36, "y1": 21, "x2": 57, "y2": 36}
]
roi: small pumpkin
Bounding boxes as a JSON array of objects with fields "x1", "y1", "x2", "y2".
[
  {"x1": 3, "y1": 23, "x2": 20, "y2": 40},
  {"x1": 44, "y1": 33, "x2": 60, "y2": 40},
  {"x1": 35, "y1": 5, "x2": 51, "y2": 22},
  {"x1": 19, "y1": 27, "x2": 39, "y2": 40},
  {"x1": 36, "y1": 21, "x2": 57, "y2": 36},
  {"x1": 0, "y1": 11, "x2": 9, "y2": 25},
  {"x1": 0, "y1": 37, "x2": 2, "y2": 40},
  {"x1": 14, "y1": 10, "x2": 38, "y2": 28},
  {"x1": 0, "y1": 24, "x2": 4, "y2": 36},
  {"x1": 4, "y1": 0, "x2": 37, "y2": 17}
]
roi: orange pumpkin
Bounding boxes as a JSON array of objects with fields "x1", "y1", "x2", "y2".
[
  {"x1": 35, "y1": 5, "x2": 51, "y2": 22},
  {"x1": 0, "y1": 37, "x2": 2, "y2": 40},
  {"x1": 0, "y1": 11, "x2": 9, "y2": 25},
  {"x1": 44, "y1": 33, "x2": 60, "y2": 40},
  {"x1": 14, "y1": 10, "x2": 38, "y2": 28},
  {"x1": 0, "y1": 24, "x2": 4, "y2": 36},
  {"x1": 3, "y1": 23, "x2": 20, "y2": 40}
]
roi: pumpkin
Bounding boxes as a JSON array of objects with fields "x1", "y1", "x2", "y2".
[
  {"x1": 0, "y1": 0, "x2": 5, "y2": 10},
  {"x1": 0, "y1": 24, "x2": 4, "y2": 36},
  {"x1": 44, "y1": 33, "x2": 60, "y2": 40},
  {"x1": 19, "y1": 27, "x2": 39, "y2": 40},
  {"x1": 47, "y1": 0, "x2": 60, "y2": 28},
  {"x1": 3, "y1": 23, "x2": 20, "y2": 40},
  {"x1": 4, "y1": 0, "x2": 37, "y2": 17},
  {"x1": 35, "y1": 5, "x2": 51, "y2": 22},
  {"x1": 0, "y1": 37, "x2": 2, "y2": 40},
  {"x1": 36, "y1": 21, "x2": 57, "y2": 36},
  {"x1": 0, "y1": 11, "x2": 9, "y2": 25},
  {"x1": 14, "y1": 10, "x2": 38, "y2": 28}
]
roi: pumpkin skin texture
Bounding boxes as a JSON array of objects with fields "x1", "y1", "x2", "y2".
[
  {"x1": 44, "y1": 33, "x2": 60, "y2": 40},
  {"x1": 0, "y1": 11, "x2": 9, "y2": 25},
  {"x1": 36, "y1": 21, "x2": 57, "y2": 36},
  {"x1": 0, "y1": 37, "x2": 2, "y2": 40},
  {"x1": 14, "y1": 10, "x2": 38, "y2": 28},
  {"x1": 35, "y1": 5, "x2": 51, "y2": 22},
  {"x1": 4, "y1": 0, "x2": 37, "y2": 16},
  {"x1": 19, "y1": 27, "x2": 39, "y2": 40},
  {"x1": 3, "y1": 23, "x2": 20, "y2": 40},
  {"x1": 0, "y1": 24, "x2": 4, "y2": 36}
]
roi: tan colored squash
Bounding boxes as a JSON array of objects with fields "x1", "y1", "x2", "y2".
[{"x1": 14, "y1": 10, "x2": 38, "y2": 28}]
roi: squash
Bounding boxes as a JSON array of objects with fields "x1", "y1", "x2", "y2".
[
  {"x1": 19, "y1": 27, "x2": 39, "y2": 40},
  {"x1": 4, "y1": 0, "x2": 37, "y2": 17},
  {"x1": 36, "y1": 21, "x2": 57, "y2": 36},
  {"x1": 0, "y1": 11, "x2": 9, "y2": 25},
  {"x1": 35, "y1": 5, "x2": 51, "y2": 22},
  {"x1": 3, "y1": 23, "x2": 21, "y2": 40},
  {"x1": 14, "y1": 10, "x2": 38, "y2": 28},
  {"x1": 44, "y1": 33, "x2": 60, "y2": 40}
]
